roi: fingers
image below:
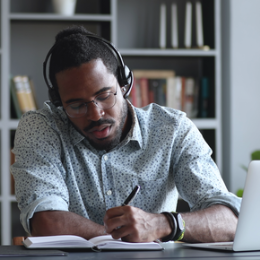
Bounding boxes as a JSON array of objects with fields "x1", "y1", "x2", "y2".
[
  {"x1": 104, "y1": 206, "x2": 155, "y2": 243},
  {"x1": 104, "y1": 206, "x2": 131, "y2": 234}
]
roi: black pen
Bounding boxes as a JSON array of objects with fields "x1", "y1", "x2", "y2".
[{"x1": 122, "y1": 185, "x2": 140, "y2": 206}]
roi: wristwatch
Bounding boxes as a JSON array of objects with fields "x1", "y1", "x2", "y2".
[
  {"x1": 161, "y1": 212, "x2": 185, "y2": 242},
  {"x1": 171, "y1": 212, "x2": 185, "y2": 241}
]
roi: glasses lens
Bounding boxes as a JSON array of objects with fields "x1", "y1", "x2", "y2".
[
  {"x1": 65, "y1": 102, "x2": 87, "y2": 118},
  {"x1": 95, "y1": 92, "x2": 116, "y2": 109},
  {"x1": 65, "y1": 92, "x2": 116, "y2": 118}
]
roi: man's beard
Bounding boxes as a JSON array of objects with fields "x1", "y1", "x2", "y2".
[{"x1": 85, "y1": 100, "x2": 128, "y2": 151}]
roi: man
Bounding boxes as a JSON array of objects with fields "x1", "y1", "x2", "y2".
[{"x1": 11, "y1": 26, "x2": 241, "y2": 243}]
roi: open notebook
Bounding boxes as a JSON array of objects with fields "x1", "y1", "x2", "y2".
[
  {"x1": 23, "y1": 234, "x2": 163, "y2": 251},
  {"x1": 182, "y1": 160, "x2": 260, "y2": 252}
]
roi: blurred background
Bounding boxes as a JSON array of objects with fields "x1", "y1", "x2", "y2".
[{"x1": 1, "y1": 0, "x2": 259, "y2": 245}]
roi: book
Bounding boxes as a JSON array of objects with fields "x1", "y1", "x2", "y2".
[
  {"x1": 133, "y1": 70, "x2": 175, "y2": 79},
  {"x1": 11, "y1": 75, "x2": 37, "y2": 116},
  {"x1": 21, "y1": 76, "x2": 37, "y2": 111},
  {"x1": 171, "y1": 3, "x2": 178, "y2": 48},
  {"x1": 139, "y1": 78, "x2": 149, "y2": 107},
  {"x1": 198, "y1": 77, "x2": 210, "y2": 118},
  {"x1": 132, "y1": 70, "x2": 175, "y2": 108},
  {"x1": 28, "y1": 79, "x2": 39, "y2": 109},
  {"x1": 149, "y1": 79, "x2": 166, "y2": 106},
  {"x1": 130, "y1": 78, "x2": 142, "y2": 107},
  {"x1": 23, "y1": 234, "x2": 163, "y2": 251},
  {"x1": 166, "y1": 76, "x2": 182, "y2": 110},
  {"x1": 184, "y1": 77, "x2": 195, "y2": 118},
  {"x1": 10, "y1": 150, "x2": 15, "y2": 195},
  {"x1": 195, "y1": 1, "x2": 204, "y2": 48},
  {"x1": 166, "y1": 76, "x2": 199, "y2": 118},
  {"x1": 159, "y1": 3, "x2": 167, "y2": 49},
  {"x1": 12, "y1": 75, "x2": 29, "y2": 114},
  {"x1": 184, "y1": 1, "x2": 192, "y2": 48},
  {"x1": 10, "y1": 77, "x2": 22, "y2": 119}
]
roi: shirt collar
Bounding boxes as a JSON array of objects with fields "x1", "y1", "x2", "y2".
[{"x1": 125, "y1": 101, "x2": 143, "y2": 149}]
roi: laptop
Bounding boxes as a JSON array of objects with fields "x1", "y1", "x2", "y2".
[{"x1": 182, "y1": 160, "x2": 260, "y2": 252}]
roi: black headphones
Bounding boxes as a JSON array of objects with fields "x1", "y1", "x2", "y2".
[{"x1": 43, "y1": 33, "x2": 133, "y2": 107}]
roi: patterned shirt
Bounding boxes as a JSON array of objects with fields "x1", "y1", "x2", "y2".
[{"x1": 11, "y1": 101, "x2": 241, "y2": 234}]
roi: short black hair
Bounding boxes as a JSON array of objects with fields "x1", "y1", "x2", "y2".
[{"x1": 49, "y1": 25, "x2": 118, "y2": 90}]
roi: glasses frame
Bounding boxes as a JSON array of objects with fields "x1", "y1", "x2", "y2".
[{"x1": 64, "y1": 88, "x2": 118, "y2": 118}]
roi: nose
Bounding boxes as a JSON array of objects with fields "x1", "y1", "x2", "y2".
[{"x1": 85, "y1": 101, "x2": 104, "y2": 121}]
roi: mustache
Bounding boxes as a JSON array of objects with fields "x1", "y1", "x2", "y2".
[{"x1": 84, "y1": 118, "x2": 115, "y2": 132}]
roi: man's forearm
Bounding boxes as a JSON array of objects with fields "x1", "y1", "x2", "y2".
[
  {"x1": 31, "y1": 211, "x2": 105, "y2": 239},
  {"x1": 181, "y1": 205, "x2": 238, "y2": 243}
]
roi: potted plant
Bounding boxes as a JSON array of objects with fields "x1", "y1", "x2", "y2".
[{"x1": 236, "y1": 150, "x2": 260, "y2": 197}]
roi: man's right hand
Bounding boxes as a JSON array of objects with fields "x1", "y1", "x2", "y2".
[{"x1": 31, "y1": 210, "x2": 105, "y2": 239}]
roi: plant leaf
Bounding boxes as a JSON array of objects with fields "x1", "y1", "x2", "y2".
[
  {"x1": 251, "y1": 150, "x2": 260, "y2": 161},
  {"x1": 240, "y1": 164, "x2": 248, "y2": 172}
]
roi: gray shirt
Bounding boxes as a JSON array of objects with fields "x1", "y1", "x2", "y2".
[{"x1": 11, "y1": 101, "x2": 241, "y2": 234}]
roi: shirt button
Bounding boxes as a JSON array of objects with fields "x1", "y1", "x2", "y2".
[
  {"x1": 107, "y1": 190, "x2": 112, "y2": 196},
  {"x1": 104, "y1": 155, "x2": 108, "y2": 161}
]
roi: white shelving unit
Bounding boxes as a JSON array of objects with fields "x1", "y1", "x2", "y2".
[{"x1": 0, "y1": 0, "x2": 221, "y2": 245}]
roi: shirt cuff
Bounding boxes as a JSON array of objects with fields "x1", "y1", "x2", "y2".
[
  {"x1": 192, "y1": 193, "x2": 242, "y2": 217},
  {"x1": 20, "y1": 195, "x2": 68, "y2": 235}
]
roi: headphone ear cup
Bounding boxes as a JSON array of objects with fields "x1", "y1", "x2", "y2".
[
  {"x1": 48, "y1": 87, "x2": 62, "y2": 107},
  {"x1": 118, "y1": 65, "x2": 133, "y2": 98}
]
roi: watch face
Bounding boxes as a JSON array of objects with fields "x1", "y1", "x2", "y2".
[{"x1": 177, "y1": 214, "x2": 184, "y2": 230}]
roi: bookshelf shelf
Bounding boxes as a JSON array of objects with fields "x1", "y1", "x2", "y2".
[
  {"x1": 120, "y1": 49, "x2": 217, "y2": 57},
  {"x1": 0, "y1": 121, "x2": 19, "y2": 129},
  {"x1": 0, "y1": 195, "x2": 16, "y2": 202},
  {"x1": 9, "y1": 13, "x2": 113, "y2": 21},
  {"x1": 0, "y1": 0, "x2": 222, "y2": 245},
  {"x1": 193, "y1": 119, "x2": 219, "y2": 129}
]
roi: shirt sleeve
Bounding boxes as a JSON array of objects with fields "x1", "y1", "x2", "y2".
[
  {"x1": 172, "y1": 115, "x2": 241, "y2": 216},
  {"x1": 11, "y1": 112, "x2": 70, "y2": 234}
]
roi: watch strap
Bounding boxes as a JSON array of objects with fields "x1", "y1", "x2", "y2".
[
  {"x1": 160, "y1": 212, "x2": 185, "y2": 242},
  {"x1": 160, "y1": 212, "x2": 177, "y2": 242},
  {"x1": 171, "y1": 212, "x2": 185, "y2": 241}
]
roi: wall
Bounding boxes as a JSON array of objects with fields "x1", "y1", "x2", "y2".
[{"x1": 222, "y1": 0, "x2": 260, "y2": 193}]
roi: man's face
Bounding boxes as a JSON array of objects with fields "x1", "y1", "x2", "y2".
[{"x1": 56, "y1": 59, "x2": 129, "y2": 151}]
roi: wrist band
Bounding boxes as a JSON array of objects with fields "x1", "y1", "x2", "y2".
[
  {"x1": 175, "y1": 218, "x2": 185, "y2": 241},
  {"x1": 160, "y1": 212, "x2": 177, "y2": 242},
  {"x1": 171, "y1": 212, "x2": 185, "y2": 241},
  {"x1": 161, "y1": 212, "x2": 186, "y2": 242}
]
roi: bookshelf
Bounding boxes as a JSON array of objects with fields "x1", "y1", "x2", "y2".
[{"x1": 0, "y1": 0, "x2": 221, "y2": 245}]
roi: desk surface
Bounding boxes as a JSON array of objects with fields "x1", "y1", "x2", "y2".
[{"x1": 2, "y1": 243, "x2": 260, "y2": 260}]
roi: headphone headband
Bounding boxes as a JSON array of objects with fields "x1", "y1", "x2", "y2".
[{"x1": 43, "y1": 32, "x2": 133, "y2": 107}]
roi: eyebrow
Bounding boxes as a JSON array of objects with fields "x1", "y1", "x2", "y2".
[{"x1": 65, "y1": 86, "x2": 113, "y2": 104}]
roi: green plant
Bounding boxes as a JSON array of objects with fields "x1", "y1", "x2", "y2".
[
  {"x1": 241, "y1": 150, "x2": 260, "y2": 172},
  {"x1": 237, "y1": 150, "x2": 260, "y2": 197}
]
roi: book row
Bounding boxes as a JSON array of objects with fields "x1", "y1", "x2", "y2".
[
  {"x1": 10, "y1": 75, "x2": 38, "y2": 119},
  {"x1": 130, "y1": 70, "x2": 214, "y2": 119},
  {"x1": 160, "y1": 0, "x2": 207, "y2": 49},
  {"x1": 10, "y1": 72, "x2": 214, "y2": 120}
]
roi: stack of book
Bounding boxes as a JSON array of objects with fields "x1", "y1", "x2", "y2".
[
  {"x1": 129, "y1": 70, "x2": 212, "y2": 119},
  {"x1": 10, "y1": 75, "x2": 38, "y2": 119}
]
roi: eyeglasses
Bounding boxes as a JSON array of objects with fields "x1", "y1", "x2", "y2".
[{"x1": 64, "y1": 89, "x2": 117, "y2": 118}]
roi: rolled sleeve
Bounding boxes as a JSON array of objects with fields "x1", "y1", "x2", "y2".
[
  {"x1": 173, "y1": 117, "x2": 242, "y2": 215},
  {"x1": 196, "y1": 194, "x2": 242, "y2": 217},
  {"x1": 11, "y1": 112, "x2": 70, "y2": 234},
  {"x1": 20, "y1": 195, "x2": 68, "y2": 234}
]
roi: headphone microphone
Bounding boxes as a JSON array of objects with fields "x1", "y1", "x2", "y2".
[{"x1": 43, "y1": 33, "x2": 133, "y2": 107}]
